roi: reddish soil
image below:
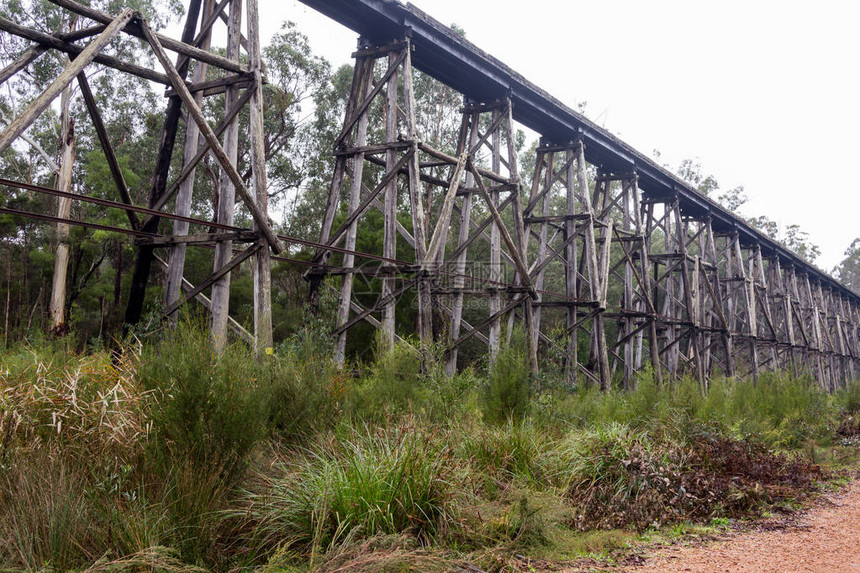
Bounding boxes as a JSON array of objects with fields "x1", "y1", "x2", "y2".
[{"x1": 618, "y1": 479, "x2": 860, "y2": 573}]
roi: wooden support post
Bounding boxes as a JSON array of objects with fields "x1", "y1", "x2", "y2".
[
  {"x1": 310, "y1": 43, "x2": 368, "y2": 301},
  {"x1": 334, "y1": 57, "x2": 372, "y2": 366},
  {"x1": 247, "y1": 0, "x2": 272, "y2": 354},
  {"x1": 380, "y1": 49, "x2": 399, "y2": 352},
  {"x1": 528, "y1": 149, "x2": 552, "y2": 367},
  {"x1": 488, "y1": 107, "x2": 502, "y2": 361},
  {"x1": 402, "y1": 40, "x2": 432, "y2": 348},
  {"x1": 165, "y1": 0, "x2": 214, "y2": 321},
  {"x1": 446, "y1": 110, "x2": 478, "y2": 375},
  {"x1": 207, "y1": 0, "x2": 241, "y2": 353},
  {"x1": 621, "y1": 179, "x2": 635, "y2": 389},
  {"x1": 504, "y1": 103, "x2": 536, "y2": 374},
  {"x1": 573, "y1": 144, "x2": 611, "y2": 390},
  {"x1": 673, "y1": 200, "x2": 703, "y2": 384}
]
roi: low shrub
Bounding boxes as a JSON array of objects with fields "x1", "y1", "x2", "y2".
[
  {"x1": 138, "y1": 325, "x2": 268, "y2": 485},
  {"x1": 836, "y1": 378, "x2": 860, "y2": 414},
  {"x1": 481, "y1": 333, "x2": 532, "y2": 425},
  {"x1": 544, "y1": 370, "x2": 837, "y2": 448},
  {"x1": 343, "y1": 338, "x2": 425, "y2": 423},
  {"x1": 267, "y1": 348, "x2": 343, "y2": 442},
  {"x1": 556, "y1": 422, "x2": 824, "y2": 531},
  {"x1": 137, "y1": 324, "x2": 270, "y2": 563}
]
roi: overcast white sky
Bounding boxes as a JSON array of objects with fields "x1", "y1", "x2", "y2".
[{"x1": 261, "y1": 0, "x2": 859, "y2": 271}]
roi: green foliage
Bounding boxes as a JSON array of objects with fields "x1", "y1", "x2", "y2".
[
  {"x1": 419, "y1": 356, "x2": 480, "y2": 422},
  {"x1": 241, "y1": 421, "x2": 454, "y2": 560},
  {"x1": 344, "y1": 338, "x2": 424, "y2": 423},
  {"x1": 267, "y1": 348, "x2": 343, "y2": 443},
  {"x1": 836, "y1": 379, "x2": 860, "y2": 414},
  {"x1": 835, "y1": 238, "x2": 860, "y2": 294},
  {"x1": 0, "y1": 332, "x2": 854, "y2": 571},
  {"x1": 545, "y1": 371, "x2": 835, "y2": 448},
  {"x1": 481, "y1": 333, "x2": 532, "y2": 425},
  {"x1": 782, "y1": 223, "x2": 821, "y2": 264},
  {"x1": 463, "y1": 418, "x2": 551, "y2": 488},
  {"x1": 138, "y1": 324, "x2": 268, "y2": 485},
  {"x1": 269, "y1": 294, "x2": 343, "y2": 441},
  {"x1": 137, "y1": 324, "x2": 271, "y2": 562}
]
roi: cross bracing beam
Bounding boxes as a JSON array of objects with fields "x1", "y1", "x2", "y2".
[{"x1": 297, "y1": 0, "x2": 859, "y2": 306}]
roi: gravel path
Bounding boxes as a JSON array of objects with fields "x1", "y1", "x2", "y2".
[{"x1": 623, "y1": 479, "x2": 860, "y2": 573}]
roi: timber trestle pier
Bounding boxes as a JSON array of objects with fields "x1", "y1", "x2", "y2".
[{"x1": 1, "y1": 0, "x2": 858, "y2": 390}]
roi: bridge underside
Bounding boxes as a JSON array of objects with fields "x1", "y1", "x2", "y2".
[{"x1": 0, "y1": 0, "x2": 857, "y2": 390}]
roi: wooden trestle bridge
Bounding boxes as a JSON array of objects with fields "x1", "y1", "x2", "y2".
[{"x1": 1, "y1": 0, "x2": 858, "y2": 390}]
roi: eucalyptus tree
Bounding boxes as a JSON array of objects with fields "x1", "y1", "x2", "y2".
[{"x1": 835, "y1": 239, "x2": 860, "y2": 294}]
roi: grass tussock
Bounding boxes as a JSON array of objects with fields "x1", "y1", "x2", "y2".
[
  {"x1": 464, "y1": 417, "x2": 551, "y2": 488},
  {"x1": 0, "y1": 324, "x2": 857, "y2": 571},
  {"x1": 240, "y1": 419, "x2": 454, "y2": 561},
  {"x1": 0, "y1": 345, "x2": 146, "y2": 463}
]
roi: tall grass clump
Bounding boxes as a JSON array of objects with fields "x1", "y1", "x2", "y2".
[
  {"x1": 416, "y1": 343, "x2": 480, "y2": 423},
  {"x1": 463, "y1": 417, "x2": 551, "y2": 488},
  {"x1": 0, "y1": 451, "x2": 101, "y2": 570},
  {"x1": 137, "y1": 324, "x2": 271, "y2": 562},
  {"x1": 344, "y1": 337, "x2": 427, "y2": 423},
  {"x1": 241, "y1": 420, "x2": 455, "y2": 562},
  {"x1": 481, "y1": 332, "x2": 532, "y2": 425},
  {"x1": 0, "y1": 343, "x2": 148, "y2": 569},
  {"x1": 0, "y1": 343, "x2": 146, "y2": 462}
]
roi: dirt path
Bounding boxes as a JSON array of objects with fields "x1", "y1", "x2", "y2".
[{"x1": 613, "y1": 479, "x2": 860, "y2": 573}]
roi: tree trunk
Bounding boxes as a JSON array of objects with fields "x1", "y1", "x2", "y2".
[{"x1": 48, "y1": 80, "x2": 75, "y2": 336}]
